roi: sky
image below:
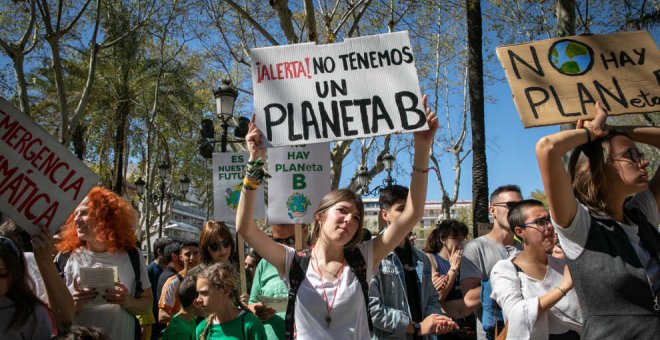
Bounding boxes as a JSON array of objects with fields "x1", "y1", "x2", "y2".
[{"x1": 354, "y1": 30, "x2": 660, "y2": 203}]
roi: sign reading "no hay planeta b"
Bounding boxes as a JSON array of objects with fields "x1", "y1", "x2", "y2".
[
  {"x1": 251, "y1": 31, "x2": 428, "y2": 147},
  {"x1": 497, "y1": 31, "x2": 660, "y2": 127}
]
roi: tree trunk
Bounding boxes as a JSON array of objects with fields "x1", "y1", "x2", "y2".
[
  {"x1": 557, "y1": 0, "x2": 576, "y2": 165},
  {"x1": 13, "y1": 55, "x2": 31, "y2": 117},
  {"x1": 466, "y1": 0, "x2": 488, "y2": 238},
  {"x1": 48, "y1": 40, "x2": 71, "y2": 143}
]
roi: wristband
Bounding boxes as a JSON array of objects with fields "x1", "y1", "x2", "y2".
[
  {"x1": 412, "y1": 166, "x2": 429, "y2": 173},
  {"x1": 555, "y1": 286, "x2": 567, "y2": 297},
  {"x1": 582, "y1": 127, "x2": 592, "y2": 144},
  {"x1": 242, "y1": 177, "x2": 259, "y2": 190}
]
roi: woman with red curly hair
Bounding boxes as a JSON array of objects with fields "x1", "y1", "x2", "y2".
[{"x1": 56, "y1": 186, "x2": 152, "y2": 339}]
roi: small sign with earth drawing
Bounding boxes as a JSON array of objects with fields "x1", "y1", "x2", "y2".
[
  {"x1": 497, "y1": 31, "x2": 660, "y2": 127},
  {"x1": 212, "y1": 152, "x2": 265, "y2": 222},
  {"x1": 267, "y1": 143, "x2": 330, "y2": 224}
]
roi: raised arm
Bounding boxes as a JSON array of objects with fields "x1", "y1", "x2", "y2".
[
  {"x1": 535, "y1": 103, "x2": 608, "y2": 227},
  {"x1": 373, "y1": 95, "x2": 438, "y2": 265},
  {"x1": 235, "y1": 115, "x2": 287, "y2": 274}
]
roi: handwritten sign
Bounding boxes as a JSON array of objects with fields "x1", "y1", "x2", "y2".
[
  {"x1": 497, "y1": 31, "x2": 660, "y2": 127},
  {"x1": 251, "y1": 31, "x2": 428, "y2": 146},
  {"x1": 212, "y1": 152, "x2": 264, "y2": 222},
  {"x1": 0, "y1": 98, "x2": 99, "y2": 235},
  {"x1": 267, "y1": 143, "x2": 330, "y2": 223}
]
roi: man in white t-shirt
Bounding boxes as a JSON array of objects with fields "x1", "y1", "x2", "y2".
[{"x1": 460, "y1": 185, "x2": 523, "y2": 339}]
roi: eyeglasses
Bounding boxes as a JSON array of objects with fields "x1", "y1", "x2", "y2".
[
  {"x1": 612, "y1": 148, "x2": 645, "y2": 166},
  {"x1": 208, "y1": 239, "x2": 231, "y2": 252},
  {"x1": 492, "y1": 201, "x2": 518, "y2": 210},
  {"x1": 519, "y1": 217, "x2": 553, "y2": 232},
  {"x1": 272, "y1": 236, "x2": 295, "y2": 246}
]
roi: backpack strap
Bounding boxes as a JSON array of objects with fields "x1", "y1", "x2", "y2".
[
  {"x1": 54, "y1": 251, "x2": 72, "y2": 279},
  {"x1": 285, "y1": 248, "x2": 312, "y2": 339},
  {"x1": 127, "y1": 247, "x2": 144, "y2": 298},
  {"x1": 343, "y1": 247, "x2": 373, "y2": 334}
]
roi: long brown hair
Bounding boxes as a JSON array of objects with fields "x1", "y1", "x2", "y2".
[
  {"x1": 197, "y1": 262, "x2": 248, "y2": 340},
  {"x1": 568, "y1": 131, "x2": 628, "y2": 216},
  {"x1": 0, "y1": 236, "x2": 48, "y2": 333},
  {"x1": 311, "y1": 189, "x2": 365, "y2": 250},
  {"x1": 199, "y1": 220, "x2": 235, "y2": 265}
]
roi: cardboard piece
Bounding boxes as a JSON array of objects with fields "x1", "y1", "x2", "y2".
[
  {"x1": 497, "y1": 31, "x2": 660, "y2": 127},
  {"x1": 0, "y1": 98, "x2": 99, "y2": 234},
  {"x1": 212, "y1": 152, "x2": 265, "y2": 222},
  {"x1": 267, "y1": 143, "x2": 331, "y2": 224},
  {"x1": 251, "y1": 31, "x2": 428, "y2": 146}
]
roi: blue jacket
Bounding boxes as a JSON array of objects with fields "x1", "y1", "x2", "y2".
[{"x1": 368, "y1": 240, "x2": 442, "y2": 340}]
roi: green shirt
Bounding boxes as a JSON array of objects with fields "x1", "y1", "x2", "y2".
[
  {"x1": 161, "y1": 313, "x2": 196, "y2": 340},
  {"x1": 195, "y1": 311, "x2": 266, "y2": 340},
  {"x1": 248, "y1": 260, "x2": 288, "y2": 340}
]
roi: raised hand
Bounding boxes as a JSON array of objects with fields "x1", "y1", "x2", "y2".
[
  {"x1": 448, "y1": 246, "x2": 462, "y2": 270},
  {"x1": 246, "y1": 114, "x2": 267, "y2": 161},
  {"x1": 576, "y1": 102, "x2": 608, "y2": 140},
  {"x1": 413, "y1": 95, "x2": 439, "y2": 146}
]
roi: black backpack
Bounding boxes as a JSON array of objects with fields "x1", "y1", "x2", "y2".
[
  {"x1": 55, "y1": 247, "x2": 145, "y2": 339},
  {"x1": 284, "y1": 247, "x2": 373, "y2": 339}
]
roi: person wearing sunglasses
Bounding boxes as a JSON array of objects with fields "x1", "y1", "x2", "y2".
[
  {"x1": 491, "y1": 200, "x2": 582, "y2": 339},
  {"x1": 248, "y1": 224, "x2": 309, "y2": 340},
  {"x1": 537, "y1": 103, "x2": 660, "y2": 338},
  {"x1": 460, "y1": 185, "x2": 523, "y2": 340},
  {"x1": 188, "y1": 220, "x2": 236, "y2": 278}
]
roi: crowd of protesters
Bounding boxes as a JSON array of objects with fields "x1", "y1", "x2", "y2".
[{"x1": 0, "y1": 101, "x2": 658, "y2": 340}]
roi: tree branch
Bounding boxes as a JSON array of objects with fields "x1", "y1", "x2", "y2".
[
  {"x1": 303, "y1": 0, "x2": 317, "y2": 42},
  {"x1": 224, "y1": 0, "x2": 280, "y2": 45}
]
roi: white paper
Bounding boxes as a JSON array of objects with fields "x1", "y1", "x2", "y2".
[
  {"x1": 79, "y1": 266, "x2": 117, "y2": 305},
  {"x1": 257, "y1": 295, "x2": 288, "y2": 313}
]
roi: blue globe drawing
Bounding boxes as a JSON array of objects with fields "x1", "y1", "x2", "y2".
[{"x1": 549, "y1": 40, "x2": 593, "y2": 76}]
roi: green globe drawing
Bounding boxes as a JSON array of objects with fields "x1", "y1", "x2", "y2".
[{"x1": 549, "y1": 40, "x2": 593, "y2": 76}]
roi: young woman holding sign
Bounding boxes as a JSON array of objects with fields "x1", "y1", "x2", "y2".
[
  {"x1": 536, "y1": 102, "x2": 660, "y2": 339},
  {"x1": 236, "y1": 96, "x2": 443, "y2": 339}
]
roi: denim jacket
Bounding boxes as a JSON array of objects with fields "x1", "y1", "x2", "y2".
[{"x1": 368, "y1": 241, "x2": 442, "y2": 340}]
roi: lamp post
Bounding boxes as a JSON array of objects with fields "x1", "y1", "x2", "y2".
[
  {"x1": 198, "y1": 79, "x2": 249, "y2": 158},
  {"x1": 357, "y1": 152, "x2": 396, "y2": 196},
  {"x1": 134, "y1": 162, "x2": 191, "y2": 240}
]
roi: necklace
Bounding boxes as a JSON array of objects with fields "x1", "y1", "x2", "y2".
[{"x1": 312, "y1": 251, "x2": 345, "y2": 328}]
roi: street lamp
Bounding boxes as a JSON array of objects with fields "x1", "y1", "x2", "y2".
[
  {"x1": 135, "y1": 161, "x2": 192, "y2": 239},
  {"x1": 198, "y1": 79, "x2": 249, "y2": 158},
  {"x1": 357, "y1": 152, "x2": 396, "y2": 196}
]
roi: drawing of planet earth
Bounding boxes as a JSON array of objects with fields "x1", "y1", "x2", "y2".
[{"x1": 549, "y1": 39, "x2": 594, "y2": 76}]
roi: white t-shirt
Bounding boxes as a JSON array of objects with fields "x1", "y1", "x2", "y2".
[
  {"x1": 63, "y1": 248, "x2": 151, "y2": 340},
  {"x1": 25, "y1": 252, "x2": 49, "y2": 304},
  {"x1": 553, "y1": 190, "x2": 660, "y2": 293},
  {"x1": 490, "y1": 254, "x2": 583, "y2": 340},
  {"x1": 279, "y1": 239, "x2": 376, "y2": 340}
]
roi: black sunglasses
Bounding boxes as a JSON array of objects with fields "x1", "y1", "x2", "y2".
[
  {"x1": 272, "y1": 236, "x2": 296, "y2": 246},
  {"x1": 208, "y1": 239, "x2": 231, "y2": 251}
]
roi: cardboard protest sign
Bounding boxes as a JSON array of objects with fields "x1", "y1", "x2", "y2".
[
  {"x1": 212, "y1": 152, "x2": 264, "y2": 222},
  {"x1": 497, "y1": 31, "x2": 660, "y2": 127},
  {"x1": 251, "y1": 31, "x2": 428, "y2": 146},
  {"x1": 0, "y1": 98, "x2": 99, "y2": 234},
  {"x1": 267, "y1": 143, "x2": 330, "y2": 223}
]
